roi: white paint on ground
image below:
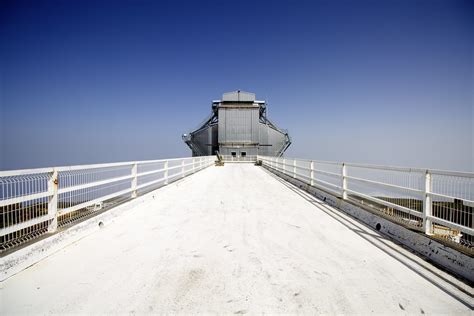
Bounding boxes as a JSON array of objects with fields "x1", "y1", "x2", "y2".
[{"x1": 0, "y1": 164, "x2": 472, "y2": 314}]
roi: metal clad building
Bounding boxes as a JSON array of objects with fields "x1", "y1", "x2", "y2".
[{"x1": 183, "y1": 91, "x2": 291, "y2": 157}]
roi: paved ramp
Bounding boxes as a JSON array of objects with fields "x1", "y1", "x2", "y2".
[{"x1": 1, "y1": 164, "x2": 472, "y2": 314}]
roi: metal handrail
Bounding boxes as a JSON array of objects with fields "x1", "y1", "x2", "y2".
[
  {"x1": 221, "y1": 155, "x2": 258, "y2": 162},
  {"x1": 258, "y1": 155, "x2": 474, "y2": 249},
  {"x1": 0, "y1": 156, "x2": 216, "y2": 251}
]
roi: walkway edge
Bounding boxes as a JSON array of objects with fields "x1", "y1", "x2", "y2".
[
  {"x1": 263, "y1": 166, "x2": 474, "y2": 284},
  {"x1": 0, "y1": 181, "x2": 181, "y2": 282}
]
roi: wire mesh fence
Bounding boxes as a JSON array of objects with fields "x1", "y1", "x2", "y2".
[
  {"x1": 0, "y1": 171, "x2": 53, "y2": 252},
  {"x1": 259, "y1": 156, "x2": 474, "y2": 254},
  {"x1": 429, "y1": 171, "x2": 474, "y2": 249},
  {"x1": 3, "y1": 155, "x2": 471, "y2": 255},
  {"x1": 0, "y1": 156, "x2": 215, "y2": 253}
]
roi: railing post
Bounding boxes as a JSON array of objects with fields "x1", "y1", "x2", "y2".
[
  {"x1": 293, "y1": 159, "x2": 296, "y2": 178},
  {"x1": 310, "y1": 161, "x2": 314, "y2": 186},
  {"x1": 164, "y1": 160, "x2": 169, "y2": 185},
  {"x1": 181, "y1": 159, "x2": 185, "y2": 178},
  {"x1": 131, "y1": 162, "x2": 138, "y2": 198},
  {"x1": 423, "y1": 170, "x2": 433, "y2": 235},
  {"x1": 342, "y1": 163, "x2": 348, "y2": 200},
  {"x1": 48, "y1": 168, "x2": 58, "y2": 233}
]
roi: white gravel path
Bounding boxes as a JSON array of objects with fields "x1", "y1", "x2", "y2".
[{"x1": 1, "y1": 164, "x2": 472, "y2": 314}]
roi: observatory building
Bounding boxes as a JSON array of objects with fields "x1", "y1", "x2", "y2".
[{"x1": 183, "y1": 91, "x2": 291, "y2": 157}]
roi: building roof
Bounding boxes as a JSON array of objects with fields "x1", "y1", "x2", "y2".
[{"x1": 222, "y1": 90, "x2": 256, "y2": 102}]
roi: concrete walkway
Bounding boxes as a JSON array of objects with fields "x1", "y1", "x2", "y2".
[{"x1": 1, "y1": 164, "x2": 472, "y2": 314}]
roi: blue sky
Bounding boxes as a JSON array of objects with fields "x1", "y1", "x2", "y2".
[{"x1": 1, "y1": 0, "x2": 472, "y2": 171}]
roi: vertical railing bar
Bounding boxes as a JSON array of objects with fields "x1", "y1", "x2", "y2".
[
  {"x1": 342, "y1": 163, "x2": 347, "y2": 200},
  {"x1": 164, "y1": 160, "x2": 169, "y2": 185},
  {"x1": 131, "y1": 162, "x2": 138, "y2": 198},
  {"x1": 424, "y1": 170, "x2": 433, "y2": 235},
  {"x1": 48, "y1": 169, "x2": 58, "y2": 233},
  {"x1": 293, "y1": 159, "x2": 296, "y2": 179}
]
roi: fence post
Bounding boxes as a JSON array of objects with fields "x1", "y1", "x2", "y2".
[
  {"x1": 131, "y1": 162, "x2": 138, "y2": 198},
  {"x1": 310, "y1": 161, "x2": 314, "y2": 186},
  {"x1": 423, "y1": 170, "x2": 433, "y2": 235},
  {"x1": 293, "y1": 159, "x2": 296, "y2": 178},
  {"x1": 164, "y1": 160, "x2": 169, "y2": 185},
  {"x1": 181, "y1": 159, "x2": 185, "y2": 178},
  {"x1": 342, "y1": 163, "x2": 348, "y2": 200},
  {"x1": 48, "y1": 168, "x2": 58, "y2": 233}
]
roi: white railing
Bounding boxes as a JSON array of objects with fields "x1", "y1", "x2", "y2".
[
  {"x1": 0, "y1": 156, "x2": 216, "y2": 252},
  {"x1": 221, "y1": 155, "x2": 258, "y2": 162},
  {"x1": 258, "y1": 156, "x2": 474, "y2": 252}
]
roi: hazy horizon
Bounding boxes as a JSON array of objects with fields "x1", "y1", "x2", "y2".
[{"x1": 1, "y1": 0, "x2": 473, "y2": 171}]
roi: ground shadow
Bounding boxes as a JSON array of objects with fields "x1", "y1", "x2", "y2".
[{"x1": 260, "y1": 166, "x2": 473, "y2": 308}]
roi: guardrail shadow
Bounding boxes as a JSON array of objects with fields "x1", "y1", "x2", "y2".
[{"x1": 260, "y1": 166, "x2": 473, "y2": 308}]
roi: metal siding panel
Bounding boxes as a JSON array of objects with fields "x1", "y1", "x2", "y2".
[
  {"x1": 251, "y1": 108, "x2": 259, "y2": 144},
  {"x1": 218, "y1": 108, "x2": 226, "y2": 143},
  {"x1": 259, "y1": 123, "x2": 269, "y2": 155},
  {"x1": 211, "y1": 125, "x2": 218, "y2": 154},
  {"x1": 239, "y1": 92, "x2": 255, "y2": 102},
  {"x1": 258, "y1": 124, "x2": 286, "y2": 156},
  {"x1": 222, "y1": 92, "x2": 238, "y2": 101},
  {"x1": 208, "y1": 127, "x2": 212, "y2": 155},
  {"x1": 225, "y1": 109, "x2": 253, "y2": 142},
  {"x1": 269, "y1": 127, "x2": 286, "y2": 155},
  {"x1": 192, "y1": 127, "x2": 212, "y2": 155},
  {"x1": 222, "y1": 91, "x2": 255, "y2": 102}
]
